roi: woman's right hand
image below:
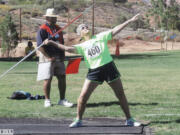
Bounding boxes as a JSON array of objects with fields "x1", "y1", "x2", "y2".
[{"x1": 43, "y1": 39, "x2": 49, "y2": 45}]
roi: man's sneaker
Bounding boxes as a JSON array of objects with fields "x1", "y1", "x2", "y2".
[
  {"x1": 58, "y1": 99, "x2": 73, "y2": 107},
  {"x1": 44, "y1": 99, "x2": 51, "y2": 108},
  {"x1": 125, "y1": 118, "x2": 141, "y2": 127},
  {"x1": 69, "y1": 118, "x2": 82, "y2": 128}
]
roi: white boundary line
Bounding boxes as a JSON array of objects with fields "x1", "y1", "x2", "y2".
[{"x1": 145, "y1": 114, "x2": 180, "y2": 117}]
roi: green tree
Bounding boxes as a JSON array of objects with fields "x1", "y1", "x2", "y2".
[
  {"x1": 0, "y1": 13, "x2": 19, "y2": 57},
  {"x1": 147, "y1": 0, "x2": 180, "y2": 31},
  {"x1": 166, "y1": 0, "x2": 180, "y2": 31},
  {"x1": 147, "y1": 0, "x2": 180, "y2": 50}
]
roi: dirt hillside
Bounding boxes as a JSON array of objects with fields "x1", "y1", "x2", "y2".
[
  {"x1": 0, "y1": 1, "x2": 180, "y2": 57},
  {"x1": 3, "y1": 38, "x2": 179, "y2": 58}
]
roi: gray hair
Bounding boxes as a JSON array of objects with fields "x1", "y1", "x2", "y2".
[{"x1": 76, "y1": 24, "x2": 88, "y2": 36}]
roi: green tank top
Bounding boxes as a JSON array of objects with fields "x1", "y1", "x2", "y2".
[{"x1": 74, "y1": 30, "x2": 113, "y2": 69}]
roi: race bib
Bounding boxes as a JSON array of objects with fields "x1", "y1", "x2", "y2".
[{"x1": 85, "y1": 43, "x2": 102, "y2": 58}]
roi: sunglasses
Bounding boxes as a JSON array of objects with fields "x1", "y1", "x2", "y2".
[{"x1": 81, "y1": 26, "x2": 88, "y2": 30}]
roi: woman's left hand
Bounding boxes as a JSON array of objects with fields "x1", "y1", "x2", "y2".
[{"x1": 130, "y1": 13, "x2": 140, "y2": 22}]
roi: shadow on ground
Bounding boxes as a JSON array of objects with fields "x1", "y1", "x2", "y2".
[
  {"x1": 72, "y1": 101, "x2": 158, "y2": 108},
  {"x1": 112, "y1": 53, "x2": 171, "y2": 60},
  {"x1": 10, "y1": 72, "x2": 37, "y2": 74},
  {"x1": 150, "y1": 119, "x2": 180, "y2": 125}
]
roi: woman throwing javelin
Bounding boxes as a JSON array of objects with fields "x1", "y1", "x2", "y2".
[{"x1": 43, "y1": 13, "x2": 141, "y2": 128}]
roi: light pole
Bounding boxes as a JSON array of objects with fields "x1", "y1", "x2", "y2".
[
  {"x1": 92, "y1": 0, "x2": 95, "y2": 36},
  {"x1": 19, "y1": 8, "x2": 22, "y2": 42},
  {"x1": 53, "y1": 0, "x2": 54, "y2": 8}
]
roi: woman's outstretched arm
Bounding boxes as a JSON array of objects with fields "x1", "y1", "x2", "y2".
[{"x1": 111, "y1": 13, "x2": 140, "y2": 37}]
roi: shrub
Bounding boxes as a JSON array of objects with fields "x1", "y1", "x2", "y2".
[
  {"x1": 129, "y1": 17, "x2": 150, "y2": 30},
  {"x1": 8, "y1": 0, "x2": 37, "y2": 5},
  {"x1": 116, "y1": 15, "x2": 127, "y2": 24},
  {"x1": 31, "y1": 10, "x2": 43, "y2": 17},
  {"x1": 113, "y1": 0, "x2": 127, "y2": 3},
  {"x1": 123, "y1": 2, "x2": 133, "y2": 8},
  {"x1": 0, "y1": 13, "x2": 19, "y2": 57}
]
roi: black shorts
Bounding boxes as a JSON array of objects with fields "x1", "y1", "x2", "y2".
[{"x1": 87, "y1": 61, "x2": 121, "y2": 84}]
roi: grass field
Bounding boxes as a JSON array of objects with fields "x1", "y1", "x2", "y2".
[{"x1": 1, "y1": 51, "x2": 180, "y2": 135}]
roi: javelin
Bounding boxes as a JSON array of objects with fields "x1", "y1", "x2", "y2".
[{"x1": 0, "y1": 4, "x2": 94, "y2": 79}]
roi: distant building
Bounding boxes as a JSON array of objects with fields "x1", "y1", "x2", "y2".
[
  {"x1": 0, "y1": 1, "x2": 5, "y2": 4},
  {"x1": 0, "y1": 0, "x2": 8, "y2": 4}
]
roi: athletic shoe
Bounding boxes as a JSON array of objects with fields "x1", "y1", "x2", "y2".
[
  {"x1": 125, "y1": 118, "x2": 141, "y2": 127},
  {"x1": 58, "y1": 99, "x2": 73, "y2": 107},
  {"x1": 69, "y1": 118, "x2": 82, "y2": 128},
  {"x1": 44, "y1": 99, "x2": 51, "y2": 108}
]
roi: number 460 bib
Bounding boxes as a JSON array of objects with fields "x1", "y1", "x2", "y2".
[{"x1": 85, "y1": 43, "x2": 102, "y2": 58}]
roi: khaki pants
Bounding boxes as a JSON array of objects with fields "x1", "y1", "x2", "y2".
[{"x1": 37, "y1": 52, "x2": 65, "y2": 81}]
